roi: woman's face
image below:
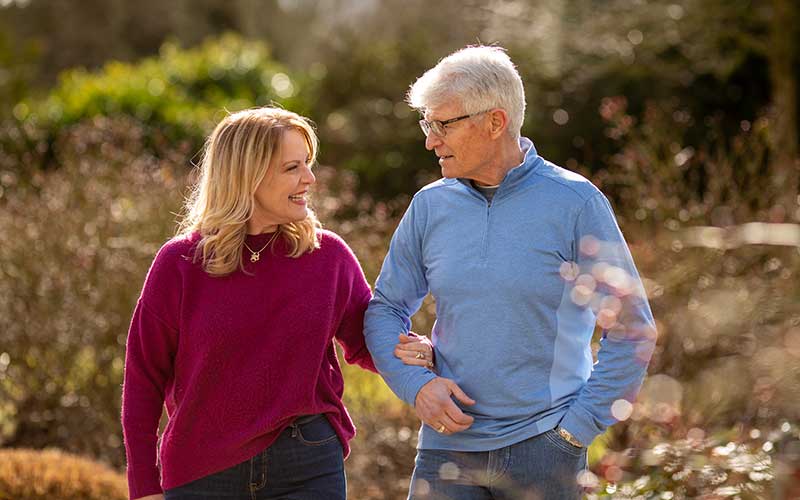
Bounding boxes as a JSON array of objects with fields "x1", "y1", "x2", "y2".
[{"x1": 250, "y1": 128, "x2": 316, "y2": 233}]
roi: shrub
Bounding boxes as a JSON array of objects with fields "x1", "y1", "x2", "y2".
[
  {"x1": 2, "y1": 33, "x2": 308, "y2": 177},
  {"x1": 0, "y1": 116, "x2": 188, "y2": 465},
  {"x1": 590, "y1": 96, "x2": 781, "y2": 234},
  {"x1": 0, "y1": 448, "x2": 127, "y2": 500},
  {"x1": 583, "y1": 424, "x2": 800, "y2": 499}
]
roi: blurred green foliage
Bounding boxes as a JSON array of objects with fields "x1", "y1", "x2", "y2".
[
  {"x1": 3, "y1": 0, "x2": 797, "y2": 201},
  {"x1": 0, "y1": 19, "x2": 38, "y2": 120},
  {"x1": 45, "y1": 33, "x2": 307, "y2": 128},
  {"x1": 4, "y1": 34, "x2": 307, "y2": 174},
  {"x1": 1, "y1": 31, "x2": 446, "y2": 198}
]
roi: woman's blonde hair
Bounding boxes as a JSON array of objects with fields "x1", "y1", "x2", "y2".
[{"x1": 179, "y1": 107, "x2": 321, "y2": 276}]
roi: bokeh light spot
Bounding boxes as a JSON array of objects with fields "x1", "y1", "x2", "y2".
[
  {"x1": 579, "y1": 235, "x2": 600, "y2": 256},
  {"x1": 627, "y1": 29, "x2": 644, "y2": 45},
  {"x1": 412, "y1": 478, "x2": 430, "y2": 496},
  {"x1": 147, "y1": 78, "x2": 165, "y2": 97},
  {"x1": 667, "y1": 4, "x2": 684, "y2": 19},
  {"x1": 271, "y1": 73, "x2": 295, "y2": 98},
  {"x1": 611, "y1": 399, "x2": 633, "y2": 421},
  {"x1": 553, "y1": 109, "x2": 569, "y2": 125},
  {"x1": 438, "y1": 461, "x2": 460, "y2": 481},
  {"x1": 687, "y1": 427, "x2": 705, "y2": 442},
  {"x1": 577, "y1": 469, "x2": 599, "y2": 488},
  {"x1": 559, "y1": 261, "x2": 579, "y2": 281}
]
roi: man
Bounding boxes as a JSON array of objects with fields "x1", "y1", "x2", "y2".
[{"x1": 364, "y1": 45, "x2": 657, "y2": 499}]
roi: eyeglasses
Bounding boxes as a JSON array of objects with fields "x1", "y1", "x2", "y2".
[{"x1": 418, "y1": 110, "x2": 488, "y2": 137}]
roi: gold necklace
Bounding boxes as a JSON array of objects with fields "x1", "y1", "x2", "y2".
[{"x1": 243, "y1": 231, "x2": 279, "y2": 262}]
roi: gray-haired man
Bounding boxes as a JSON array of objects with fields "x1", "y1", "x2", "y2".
[{"x1": 365, "y1": 46, "x2": 657, "y2": 499}]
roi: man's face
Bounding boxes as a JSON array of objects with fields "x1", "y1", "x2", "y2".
[{"x1": 423, "y1": 101, "x2": 492, "y2": 181}]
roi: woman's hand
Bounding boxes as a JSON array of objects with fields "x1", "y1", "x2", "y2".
[
  {"x1": 394, "y1": 333, "x2": 435, "y2": 369},
  {"x1": 135, "y1": 495, "x2": 164, "y2": 500}
]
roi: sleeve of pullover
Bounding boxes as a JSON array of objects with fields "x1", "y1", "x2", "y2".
[
  {"x1": 559, "y1": 193, "x2": 657, "y2": 446},
  {"x1": 331, "y1": 234, "x2": 378, "y2": 373},
  {"x1": 364, "y1": 198, "x2": 437, "y2": 406},
  {"x1": 121, "y1": 244, "x2": 181, "y2": 499}
]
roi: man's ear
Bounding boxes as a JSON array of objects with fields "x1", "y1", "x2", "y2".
[{"x1": 488, "y1": 108, "x2": 509, "y2": 139}]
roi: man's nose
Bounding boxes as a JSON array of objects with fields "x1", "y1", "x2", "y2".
[{"x1": 425, "y1": 132, "x2": 442, "y2": 151}]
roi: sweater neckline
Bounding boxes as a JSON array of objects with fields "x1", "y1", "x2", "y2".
[
  {"x1": 243, "y1": 231, "x2": 282, "y2": 254},
  {"x1": 245, "y1": 231, "x2": 279, "y2": 242}
]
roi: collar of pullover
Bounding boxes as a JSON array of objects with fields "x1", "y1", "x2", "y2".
[{"x1": 453, "y1": 137, "x2": 542, "y2": 199}]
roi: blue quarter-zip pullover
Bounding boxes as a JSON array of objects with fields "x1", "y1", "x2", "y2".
[{"x1": 364, "y1": 138, "x2": 656, "y2": 450}]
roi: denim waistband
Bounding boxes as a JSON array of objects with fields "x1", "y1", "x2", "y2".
[{"x1": 292, "y1": 413, "x2": 324, "y2": 426}]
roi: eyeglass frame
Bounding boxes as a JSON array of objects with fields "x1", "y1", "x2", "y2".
[{"x1": 418, "y1": 109, "x2": 491, "y2": 137}]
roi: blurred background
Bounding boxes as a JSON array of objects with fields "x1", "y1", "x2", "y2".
[{"x1": 0, "y1": 0, "x2": 798, "y2": 498}]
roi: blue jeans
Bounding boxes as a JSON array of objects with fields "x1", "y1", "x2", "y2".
[
  {"x1": 408, "y1": 429, "x2": 588, "y2": 500},
  {"x1": 164, "y1": 414, "x2": 345, "y2": 500}
]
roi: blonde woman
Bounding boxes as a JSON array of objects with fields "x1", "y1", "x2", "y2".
[{"x1": 122, "y1": 107, "x2": 434, "y2": 500}]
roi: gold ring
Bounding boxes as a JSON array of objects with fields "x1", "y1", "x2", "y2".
[
  {"x1": 427, "y1": 360, "x2": 434, "y2": 369},
  {"x1": 415, "y1": 352, "x2": 425, "y2": 359},
  {"x1": 437, "y1": 424, "x2": 446, "y2": 433}
]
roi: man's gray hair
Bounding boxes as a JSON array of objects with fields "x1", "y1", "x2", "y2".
[{"x1": 406, "y1": 45, "x2": 526, "y2": 139}]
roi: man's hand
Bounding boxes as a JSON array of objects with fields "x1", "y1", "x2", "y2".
[{"x1": 415, "y1": 377, "x2": 476, "y2": 435}]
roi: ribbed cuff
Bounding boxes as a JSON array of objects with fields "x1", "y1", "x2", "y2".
[
  {"x1": 558, "y1": 404, "x2": 603, "y2": 447},
  {"x1": 402, "y1": 370, "x2": 439, "y2": 407},
  {"x1": 128, "y1": 467, "x2": 162, "y2": 500}
]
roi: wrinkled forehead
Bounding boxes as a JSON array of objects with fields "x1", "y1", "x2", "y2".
[{"x1": 423, "y1": 98, "x2": 465, "y2": 121}]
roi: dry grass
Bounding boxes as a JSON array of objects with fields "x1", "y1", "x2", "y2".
[{"x1": 0, "y1": 448, "x2": 127, "y2": 500}]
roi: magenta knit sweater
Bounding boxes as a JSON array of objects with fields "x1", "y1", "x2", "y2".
[{"x1": 121, "y1": 230, "x2": 376, "y2": 499}]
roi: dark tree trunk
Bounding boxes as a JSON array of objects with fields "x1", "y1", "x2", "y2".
[{"x1": 768, "y1": 0, "x2": 799, "y2": 212}]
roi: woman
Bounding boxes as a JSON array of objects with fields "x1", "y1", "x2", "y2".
[{"x1": 122, "y1": 107, "x2": 434, "y2": 500}]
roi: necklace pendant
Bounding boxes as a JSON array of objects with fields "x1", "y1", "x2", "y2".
[{"x1": 250, "y1": 252, "x2": 260, "y2": 262}]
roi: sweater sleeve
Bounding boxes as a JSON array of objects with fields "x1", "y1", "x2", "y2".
[
  {"x1": 558, "y1": 193, "x2": 657, "y2": 446},
  {"x1": 331, "y1": 234, "x2": 378, "y2": 373},
  {"x1": 121, "y1": 244, "x2": 182, "y2": 499},
  {"x1": 364, "y1": 198, "x2": 437, "y2": 406}
]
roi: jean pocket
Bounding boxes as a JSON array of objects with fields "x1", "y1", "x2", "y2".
[
  {"x1": 543, "y1": 428, "x2": 585, "y2": 457},
  {"x1": 293, "y1": 415, "x2": 339, "y2": 446}
]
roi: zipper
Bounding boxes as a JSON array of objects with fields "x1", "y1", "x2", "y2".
[
  {"x1": 481, "y1": 198, "x2": 492, "y2": 262},
  {"x1": 464, "y1": 179, "x2": 497, "y2": 265}
]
